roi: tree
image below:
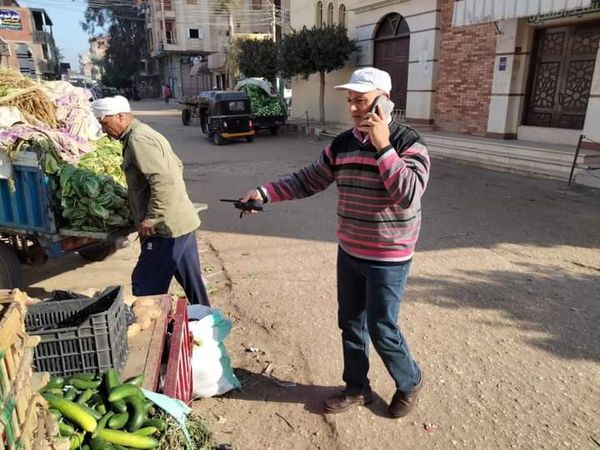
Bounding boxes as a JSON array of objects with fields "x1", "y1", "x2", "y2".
[
  {"x1": 237, "y1": 38, "x2": 279, "y2": 84},
  {"x1": 81, "y1": 2, "x2": 145, "y2": 88},
  {"x1": 280, "y1": 25, "x2": 357, "y2": 124}
]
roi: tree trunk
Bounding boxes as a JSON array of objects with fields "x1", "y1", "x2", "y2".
[{"x1": 319, "y1": 70, "x2": 325, "y2": 124}]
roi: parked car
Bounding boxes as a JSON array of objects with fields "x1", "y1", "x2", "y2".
[{"x1": 193, "y1": 91, "x2": 255, "y2": 145}]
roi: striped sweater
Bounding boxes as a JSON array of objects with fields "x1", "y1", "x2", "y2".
[{"x1": 261, "y1": 121, "x2": 430, "y2": 262}]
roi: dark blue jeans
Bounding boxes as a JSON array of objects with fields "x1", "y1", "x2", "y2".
[
  {"x1": 132, "y1": 232, "x2": 210, "y2": 306},
  {"x1": 337, "y1": 247, "x2": 420, "y2": 395}
]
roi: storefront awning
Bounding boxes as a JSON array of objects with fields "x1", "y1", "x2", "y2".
[{"x1": 452, "y1": 0, "x2": 595, "y2": 26}]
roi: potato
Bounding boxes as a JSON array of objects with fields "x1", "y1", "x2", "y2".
[
  {"x1": 147, "y1": 307, "x2": 161, "y2": 320},
  {"x1": 127, "y1": 323, "x2": 141, "y2": 338},
  {"x1": 137, "y1": 316, "x2": 152, "y2": 330},
  {"x1": 134, "y1": 297, "x2": 156, "y2": 308}
]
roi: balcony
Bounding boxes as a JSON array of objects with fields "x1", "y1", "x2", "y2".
[{"x1": 32, "y1": 30, "x2": 54, "y2": 45}]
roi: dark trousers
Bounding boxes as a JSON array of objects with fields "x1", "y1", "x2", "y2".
[
  {"x1": 132, "y1": 232, "x2": 210, "y2": 306},
  {"x1": 337, "y1": 247, "x2": 420, "y2": 394}
]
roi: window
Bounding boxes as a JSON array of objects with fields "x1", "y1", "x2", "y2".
[
  {"x1": 163, "y1": 0, "x2": 172, "y2": 10},
  {"x1": 316, "y1": 1, "x2": 323, "y2": 27},
  {"x1": 327, "y1": 3, "x2": 334, "y2": 26},
  {"x1": 42, "y1": 43, "x2": 50, "y2": 60},
  {"x1": 165, "y1": 21, "x2": 175, "y2": 44},
  {"x1": 228, "y1": 101, "x2": 246, "y2": 112},
  {"x1": 339, "y1": 4, "x2": 346, "y2": 27},
  {"x1": 189, "y1": 28, "x2": 200, "y2": 39},
  {"x1": 252, "y1": 0, "x2": 262, "y2": 9}
]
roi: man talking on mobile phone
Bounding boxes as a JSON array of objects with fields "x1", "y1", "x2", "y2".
[{"x1": 238, "y1": 67, "x2": 430, "y2": 418}]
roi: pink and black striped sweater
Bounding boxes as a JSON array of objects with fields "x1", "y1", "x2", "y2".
[{"x1": 261, "y1": 122, "x2": 430, "y2": 263}]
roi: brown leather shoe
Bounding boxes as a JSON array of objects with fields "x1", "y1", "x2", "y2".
[
  {"x1": 324, "y1": 390, "x2": 373, "y2": 414},
  {"x1": 388, "y1": 373, "x2": 424, "y2": 418}
]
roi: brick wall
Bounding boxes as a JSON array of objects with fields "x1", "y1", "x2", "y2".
[{"x1": 434, "y1": 0, "x2": 497, "y2": 135}]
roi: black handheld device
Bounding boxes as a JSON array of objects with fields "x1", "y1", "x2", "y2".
[{"x1": 220, "y1": 199, "x2": 264, "y2": 218}]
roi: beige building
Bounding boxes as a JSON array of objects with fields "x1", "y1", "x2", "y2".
[
  {"x1": 290, "y1": 0, "x2": 600, "y2": 150},
  {"x1": 289, "y1": 0, "x2": 442, "y2": 125},
  {"x1": 142, "y1": 0, "x2": 290, "y2": 96}
]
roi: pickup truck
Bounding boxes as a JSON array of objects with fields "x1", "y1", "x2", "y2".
[
  {"x1": 0, "y1": 147, "x2": 133, "y2": 289},
  {"x1": 235, "y1": 78, "x2": 287, "y2": 135}
]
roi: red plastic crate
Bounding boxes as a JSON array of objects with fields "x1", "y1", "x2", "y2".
[{"x1": 162, "y1": 297, "x2": 193, "y2": 404}]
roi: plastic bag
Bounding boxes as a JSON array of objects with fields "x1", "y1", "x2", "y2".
[{"x1": 188, "y1": 305, "x2": 240, "y2": 398}]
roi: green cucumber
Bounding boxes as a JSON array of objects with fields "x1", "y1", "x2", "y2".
[
  {"x1": 78, "y1": 402, "x2": 103, "y2": 420},
  {"x1": 97, "y1": 428, "x2": 158, "y2": 449},
  {"x1": 67, "y1": 378, "x2": 102, "y2": 390},
  {"x1": 44, "y1": 377, "x2": 65, "y2": 390},
  {"x1": 58, "y1": 421, "x2": 75, "y2": 437},
  {"x1": 76, "y1": 388, "x2": 95, "y2": 404},
  {"x1": 108, "y1": 412, "x2": 129, "y2": 430},
  {"x1": 42, "y1": 393, "x2": 98, "y2": 432},
  {"x1": 42, "y1": 387, "x2": 64, "y2": 396},
  {"x1": 96, "y1": 403, "x2": 107, "y2": 414},
  {"x1": 64, "y1": 387, "x2": 78, "y2": 401},
  {"x1": 69, "y1": 432, "x2": 85, "y2": 450},
  {"x1": 97, "y1": 411, "x2": 115, "y2": 431},
  {"x1": 108, "y1": 384, "x2": 144, "y2": 402},
  {"x1": 133, "y1": 426, "x2": 158, "y2": 436},
  {"x1": 123, "y1": 374, "x2": 144, "y2": 387},
  {"x1": 141, "y1": 419, "x2": 166, "y2": 432},
  {"x1": 111, "y1": 400, "x2": 127, "y2": 413},
  {"x1": 105, "y1": 368, "x2": 120, "y2": 391},
  {"x1": 125, "y1": 396, "x2": 146, "y2": 432},
  {"x1": 89, "y1": 436, "x2": 114, "y2": 450}
]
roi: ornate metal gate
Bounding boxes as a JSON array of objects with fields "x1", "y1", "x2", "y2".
[{"x1": 525, "y1": 23, "x2": 599, "y2": 129}]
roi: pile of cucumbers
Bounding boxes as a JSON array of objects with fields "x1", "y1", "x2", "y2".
[{"x1": 40, "y1": 369, "x2": 166, "y2": 449}]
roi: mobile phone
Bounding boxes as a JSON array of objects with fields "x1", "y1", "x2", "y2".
[{"x1": 370, "y1": 95, "x2": 395, "y2": 120}]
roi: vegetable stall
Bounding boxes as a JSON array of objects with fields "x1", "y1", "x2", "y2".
[{"x1": 0, "y1": 71, "x2": 134, "y2": 290}]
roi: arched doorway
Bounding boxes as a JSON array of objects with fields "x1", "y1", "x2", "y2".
[{"x1": 374, "y1": 13, "x2": 410, "y2": 111}]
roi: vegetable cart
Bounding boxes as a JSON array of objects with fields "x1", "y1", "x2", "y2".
[{"x1": 0, "y1": 148, "x2": 135, "y2": 289}]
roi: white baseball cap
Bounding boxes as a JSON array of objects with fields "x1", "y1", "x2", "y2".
[
  {"x1": 335, "y1": 67, "x2": 392, "y2": 94},
  {"x1": 90, "y1": 95, "x2": 131, "y2": 119}
]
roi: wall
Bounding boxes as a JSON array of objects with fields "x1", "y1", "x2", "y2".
[
  {"x1": 434, "y1": 0, "x2": 497, "y2": 135},
  {"x1": 0, "y1": 7, "x2": 33, "y2": 72}
]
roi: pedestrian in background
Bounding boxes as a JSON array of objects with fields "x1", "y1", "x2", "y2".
[
  {"x1": 162, "y1": 83, "x2": 171, "y2": 103},
  {"x1": 238, "y1": 67, "x2": 430, "y2": 418},
  {"x1": 91, "y1": 95, "x2": 210, "y2": 306}
]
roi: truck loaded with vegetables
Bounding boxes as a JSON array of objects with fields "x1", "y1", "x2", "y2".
[
  {"x1": 39, "y1": 369, "x2": 212, "y2": 449},
  {"x1": 0, "y1": 71, "x2": 134, "y2": 288},
  {"x1": 235, "y1": 79, "x2": 286, "y2": 135}
]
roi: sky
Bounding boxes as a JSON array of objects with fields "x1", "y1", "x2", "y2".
[{"x1": 20, "y1": 0, "x2": 91, "y2": 70}]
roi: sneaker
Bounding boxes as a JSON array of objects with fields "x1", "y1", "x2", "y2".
[
  {"x1": 388, "y1": 373, "x2": 424, "y2": 418},
  {"x1": 324, "y1": 390, "x2": 374, "y2": 414}
]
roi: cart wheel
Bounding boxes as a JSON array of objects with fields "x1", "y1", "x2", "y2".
[
  {"x1": 212, "y1": 132, "x2": 225, "y2": 146},
  {"x1": 246, "y1": 136, "x2": 255, "y2": 142},
  {"x1": 270, "y1": 127, "x2": 279, "y2": 136},
  {"x1": 79, "y1": 242, "x2": 117, "y2": 262},
  {"x1": 0, "y1": 242, "x2": 22, "y2": 289},
  {"x1": 182, "y1": 108, "x2": 191, "y2": 126}
]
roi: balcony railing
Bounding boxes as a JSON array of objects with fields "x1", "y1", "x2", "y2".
[{"x1": 32, "y1": 30, "x2": 54, "y2": 45}]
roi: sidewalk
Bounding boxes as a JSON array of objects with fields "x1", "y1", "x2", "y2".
[{"x1": 285, "y1": 118, "x2": 600, "y2": 189}]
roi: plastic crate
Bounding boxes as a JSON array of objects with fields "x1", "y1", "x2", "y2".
[
  {"x1": 24, "y1": 286, "x2": 128, "y2": 377},
  {"x1": 162, "y1": 297, "x2": 193, "y2": 404}
]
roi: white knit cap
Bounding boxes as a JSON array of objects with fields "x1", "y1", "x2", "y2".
[
  {"x1": 90, "y1": 95, "x2": 131, "y2": 118},
  {"x1": 335, "y1": 67, "x2": 392, "y2": 94}
]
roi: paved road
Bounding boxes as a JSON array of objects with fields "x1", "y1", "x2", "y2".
[{"x1": 25, "y1": 100, "x2": 600, "y2": 449}]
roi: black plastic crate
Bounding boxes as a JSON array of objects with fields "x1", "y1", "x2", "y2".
[{"x1": 25, "y1": 286, "x2": 128, "y2": 376}]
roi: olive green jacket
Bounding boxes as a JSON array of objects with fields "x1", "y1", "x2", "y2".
[{"x1": 120, "y1": 119, "x2": 200, "y2": 237}]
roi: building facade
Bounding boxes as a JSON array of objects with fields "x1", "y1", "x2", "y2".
[
  {"x1": 290, "y1": 0, "x2": 600, "y2": 146},
  {"x1": 0, "y1": 1, "x2": 59, "y2": 79}
]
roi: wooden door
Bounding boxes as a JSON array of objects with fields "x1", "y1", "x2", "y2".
[
  {"x1": 526, "y1": 23, "x2": 599, "y2": 129},
  {"x1": 374, "y1": 37, "x2": 410, "y2": 110}
]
